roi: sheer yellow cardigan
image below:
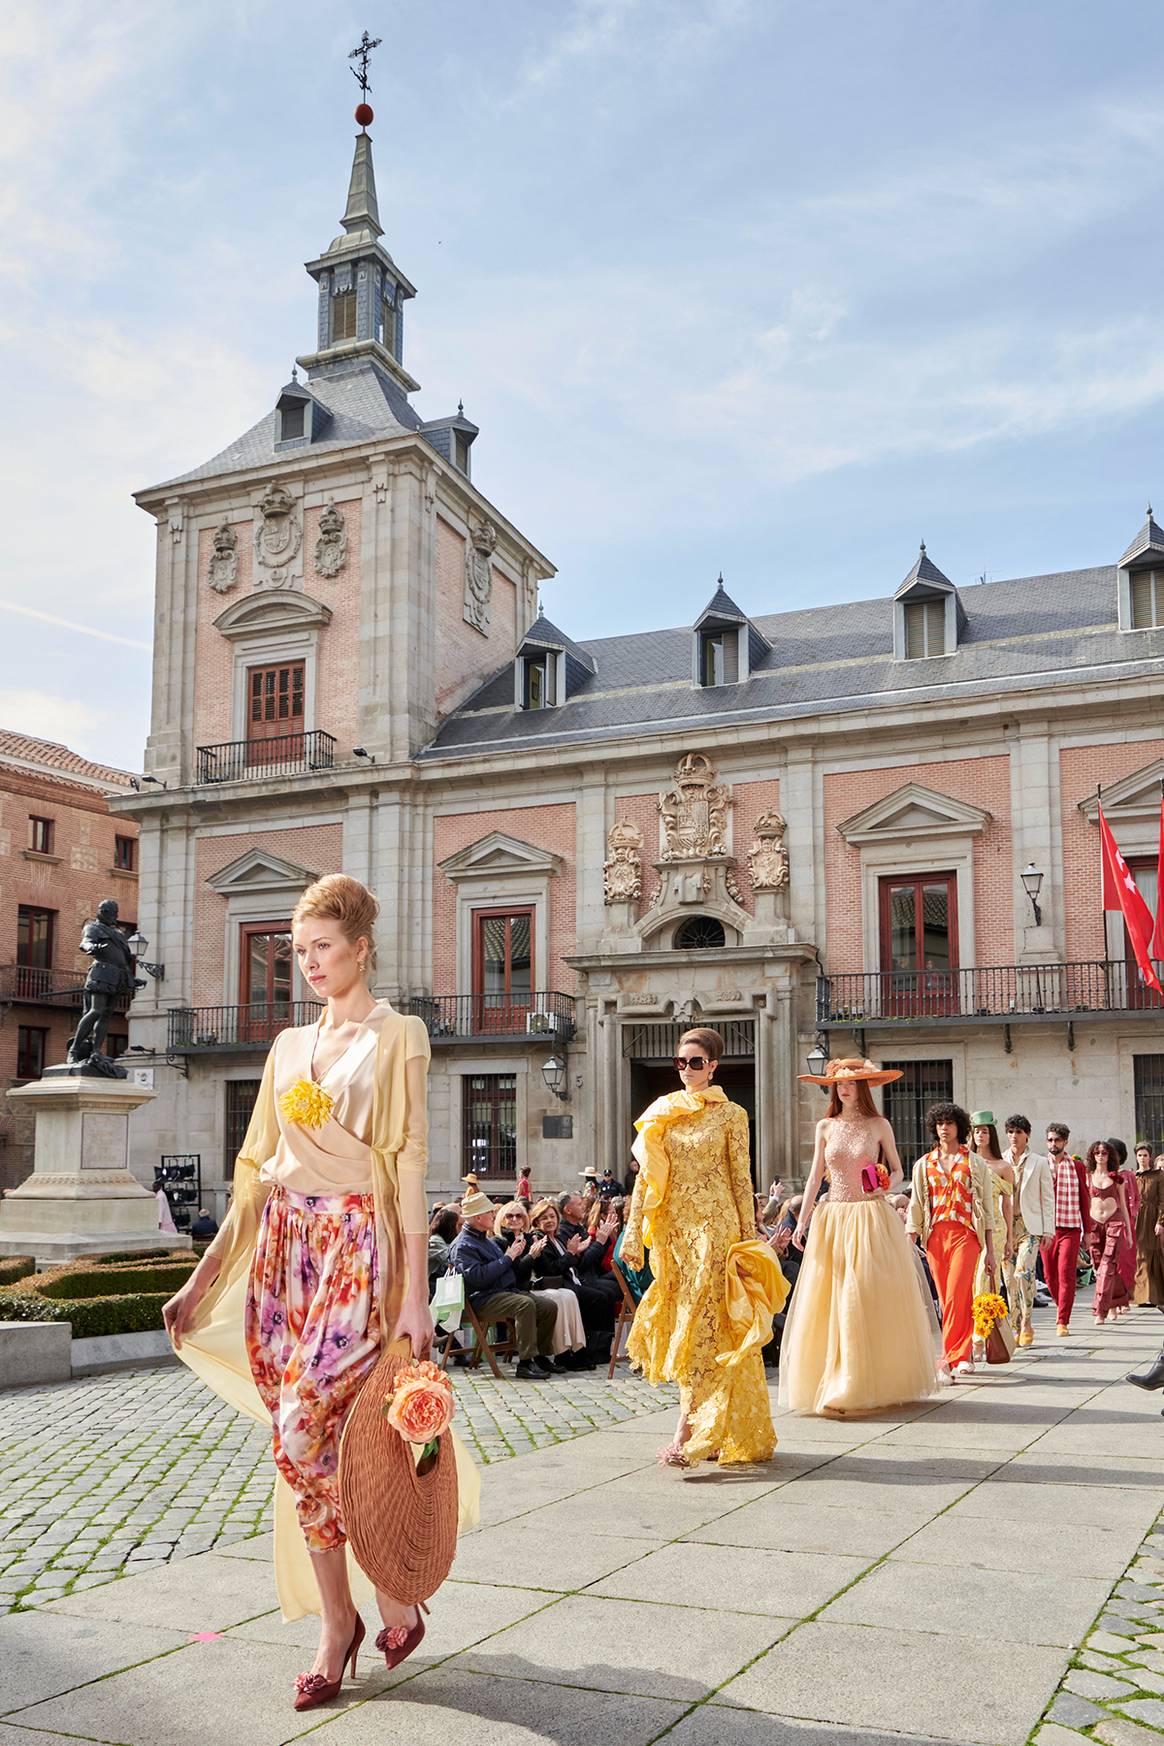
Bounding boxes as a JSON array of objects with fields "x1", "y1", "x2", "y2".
[{"x1": 175, "y1": 1007, "x2": 480, "y2": 1620}]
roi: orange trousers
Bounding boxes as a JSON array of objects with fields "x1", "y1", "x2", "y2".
[{"x1": 926, "y1": 1220, "x2": 981, "y2": 1366}]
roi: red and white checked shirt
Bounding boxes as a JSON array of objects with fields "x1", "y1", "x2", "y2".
[{"x1": 1051, "y1": 1156, "x2": 1082, "y2": 1230}]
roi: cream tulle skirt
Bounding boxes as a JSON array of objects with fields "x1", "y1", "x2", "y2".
[{"x1": 778, "y1": 1198, "x2": 941, "y2": 1416}]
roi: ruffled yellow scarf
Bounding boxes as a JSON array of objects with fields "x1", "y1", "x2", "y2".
[{"x1": 632, "y1": 1085, "x2": 728, "y2": 1247}]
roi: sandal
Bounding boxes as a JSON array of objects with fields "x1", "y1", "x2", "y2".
[{"x1": 656, "y1": 1438, "x2": 691, "y2": 1468}]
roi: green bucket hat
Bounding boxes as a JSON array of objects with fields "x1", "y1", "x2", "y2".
[{"x1": 970, "y1": 1110, "x2": 995, "y2": 1127}]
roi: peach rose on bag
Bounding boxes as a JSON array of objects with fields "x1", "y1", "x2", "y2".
[{"x1": 382, "y1": 1363, "x2": 455, "y2": 1447}]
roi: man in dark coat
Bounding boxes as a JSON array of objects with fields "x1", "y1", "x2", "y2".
[{"x1": 449, "y1": 1192, "x2": 558, "y2": 1380}]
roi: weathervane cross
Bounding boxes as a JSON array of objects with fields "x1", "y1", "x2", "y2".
[{"x1": 349, "y1": 30, "x2": 382, "y2": 97}]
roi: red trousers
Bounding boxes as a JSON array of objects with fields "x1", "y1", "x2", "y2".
[
  {"x1": 926, "y1": 1220, "x2": 980, "y2": 1366},
  {"x1": 1089, "y1": 1222, "x2": 1132, "y2": 1318},
  {"x1": 1041, "y1": 1227, "x2": 1082, "y2": 1325}
]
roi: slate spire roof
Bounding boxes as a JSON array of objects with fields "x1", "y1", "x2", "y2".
[
  {"x1": 1119, "y1": 505, "x2": 1164, "y2": 568},
  {"x1": 895, "y1": 541, "x2": 955, "y2": 596},
  {"x1": 336, "y1": 130, "x2": 382, "y2": 247},
  {"x1": 694, "y1": 575, "x2": 749, "y2": 626}
]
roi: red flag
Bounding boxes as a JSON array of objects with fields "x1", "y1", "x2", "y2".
[
  {"x1": 1152, "y1": 793, "x2": 1164, "y2": 961},
  {"x1": 1100, "y1": 803, "x2": 1163, "y2": 994}
]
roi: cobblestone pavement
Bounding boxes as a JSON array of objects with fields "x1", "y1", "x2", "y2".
[
  {"x1": 1033, "y1": 1506, "x2": 1164, "y2": 1745},
  {"x1": 0, "y1": 1361, "x2": 678, "y2": 1613}
]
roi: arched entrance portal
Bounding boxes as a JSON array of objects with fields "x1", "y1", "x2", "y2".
[{"x1": 623, "y1": 1018, "x2": 757, "y2": 1179}]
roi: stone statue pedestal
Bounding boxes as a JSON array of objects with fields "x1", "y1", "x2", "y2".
[{"x1": 0, "y1": 1076, "x2": 191, "y2": 1266}]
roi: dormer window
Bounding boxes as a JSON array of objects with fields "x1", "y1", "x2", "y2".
[
  {"x1": 893, "y1": 543, "x2": 961, "y2": 661},
  {"x1": 280, "y1": 402, "x2": 305, "y2": 442},
  {"x1": 691, "y1": 575, "x2": 767, "y2": 689},
  {"x1": 332, "y1": 289, "x2": 357, "y2": 342},
  {"x1": 699, "y1": 628, "x2": 739, "y2": 687},
  {"x1": 1130, "y1": 568, "x2": 1164, "y2": 629},
  {"x1": 522, "y1": 654, "x2": 557, "y2": 710},
  {"x1": 1116, "y1": 509, "x2": 1164, "y2": 632},
  {"x1": 903, "y1": 599, "x2": 946, "y2": 659}
]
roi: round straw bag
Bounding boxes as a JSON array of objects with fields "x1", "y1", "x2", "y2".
[{"x1": 338, "y1": 1337, "x2": 459, "y2": 1605}]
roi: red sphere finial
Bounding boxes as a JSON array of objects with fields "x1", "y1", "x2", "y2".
[{"x1": 355, "y1": 102, "x2": 374, "y2": 128}]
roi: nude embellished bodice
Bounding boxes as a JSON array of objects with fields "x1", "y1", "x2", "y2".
[{"x1": 823, "y1": 1117, "x2": 881, "y2": 1202}]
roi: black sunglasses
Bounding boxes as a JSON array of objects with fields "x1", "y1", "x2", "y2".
[{"x1": 674, "y1": 1054, "x2": 709, "y2": 1071}]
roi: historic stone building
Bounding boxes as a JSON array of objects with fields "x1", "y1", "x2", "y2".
[
  {"x1": 116, "y1": 119, "x2": 1164, "y2": 1211},
  {"x1": 0, "y1": 733, "x2": 139, "y2": 1189}
]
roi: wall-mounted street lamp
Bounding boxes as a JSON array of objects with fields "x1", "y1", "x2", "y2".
[
  {"x1": 805, "y1": 1038, "x2": 829, "y2": 1079},
  {"x1": 126, "y1": 930, "x2": 165, "y2": 982},
  {"x1": 541, "y1": 1053, "x2": 569, "y2": 1101},
  {"x1": 1021, "y1": 863, "x2": 1044, "y2": 927}
]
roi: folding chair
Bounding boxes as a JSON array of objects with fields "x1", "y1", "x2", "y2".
[
  {"x1": 437, "y1": 1299, "x2": 519, "y2": 1379},
  {"x1": 607, "y1": 1258, "x2": 639, "y2": 1379}
]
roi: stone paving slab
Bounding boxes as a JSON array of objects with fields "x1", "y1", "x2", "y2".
[{"x1": 2, "y1": 1307, "x2": 1164, "y2": 1744}]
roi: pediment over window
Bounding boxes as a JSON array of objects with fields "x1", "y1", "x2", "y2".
[
  {"x1": 214, "y1": 588, "x2": 332, "y2": 641},
  {"x1": 440, "y1": 831, "x2": 562, "y2": 884},
  {"x1": 206, "y1": 847, "x2": 318, "y2": 897},
  {"x1": 838, "y1": 782, "x2": 992, "y2": 845},
  {"x1": 1078, "y1": 756, "x2": 1164, "y2": 824}
]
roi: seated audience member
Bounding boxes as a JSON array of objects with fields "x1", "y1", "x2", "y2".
[
  {"x1": 428, "y1": 1204, "x2": 462, "y2": 1289},
  {"x1": 529, "y1": 1199, "x2": 615, "y2": 1362},
  {"x1": 448, "y1": 1191, "x2": 559, "y2": 1380},
  {"x1": 494, "y1": 1200, "x2": 589, "y2": 1368},
  {"x1": 189, "y1": 1206, "x2": 219, "y2": 1239}
]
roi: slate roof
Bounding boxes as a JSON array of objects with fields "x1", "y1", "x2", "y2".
[
  {"x1": 152, "y1": 356, "x2": 423, "y2": 489},
  {"x1": 1119, "y1": 509, "x2": 1164, "y2": 568},
  {"x1": 0, "y1": 732, "x2": 135, "y2": 790},
  {"x1": 694, "y1": 579, "x2": 749, "y2": 625},
  {"x1": 519, "y1": 614, "x2": 597, "y2": 674},
  {"x1": 896, "y1": 542, "x2": 955, "y2": 594},
  {"x1": 422, "y1": 563, "x2": 1164, "y2": 761}
]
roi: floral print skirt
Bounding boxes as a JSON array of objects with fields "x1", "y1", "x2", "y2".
[{"x1": 245, "y1": 1187, "x2": 381, "y2": 1553}]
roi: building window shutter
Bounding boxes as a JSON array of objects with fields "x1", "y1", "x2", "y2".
[
  {"x1": 332, "y1": 290, "x2": 357, "y2": 341},
  {"x1": 904, "y1": 599, "x2": 946, "y2": 658},
  {"x1": 1131, "y1": 569, "x2": 1162, "y2": 629}
]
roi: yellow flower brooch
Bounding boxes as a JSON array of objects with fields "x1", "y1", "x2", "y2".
[{"x1": 279, "y1": 1079, "x2": 334, "y2": 1129}]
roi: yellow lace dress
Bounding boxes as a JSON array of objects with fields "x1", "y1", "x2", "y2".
[{"x1": 622, "y1": 1091, "x2": 775, "y2": 1465}]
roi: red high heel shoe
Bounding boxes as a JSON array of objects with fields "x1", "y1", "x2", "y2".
[
  {"x1": 376, "y1": 1599, "x2": 430, "y2": 1670},
  {"x1": 292, "y1": 1613, "x2": 365, "y2": 1712}
]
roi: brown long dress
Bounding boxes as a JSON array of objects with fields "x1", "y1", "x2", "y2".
[{"x1": 1133, "y1": 1170, "x2": 1164, "y2": 1307}]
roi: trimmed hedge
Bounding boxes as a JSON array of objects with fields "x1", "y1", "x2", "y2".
[
  {"x1": 94, "y1": 1248, "x2": 181, "y2": 1264},
  {"x1": 0, "y1": 1256, "x2": 35, "y2": 1287},
  {"x1": 0, "y1": 1251, "x2": 198, "y2": 1339}
]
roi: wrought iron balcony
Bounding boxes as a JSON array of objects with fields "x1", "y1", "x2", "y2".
[
  {"x1": 400, "y1": 992, "x2": 577, "y2": 1044},
  {"x1": 195, "y1": 730, "x2": 337, "y2": 785},
  {"x1": 817, "y1": 961, "x2": 1163, "y2": 1031},
  {"x1": 0, "y1": 965, "x2": 130, "y2": 1010},
  {"x1": 167, "y1": 1002, "x2": 322, "y2": 1053}
]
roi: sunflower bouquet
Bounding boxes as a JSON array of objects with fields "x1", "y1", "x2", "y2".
[{"x1": 971, "y1": 1290, "x2": 1009, "y2": 1341}]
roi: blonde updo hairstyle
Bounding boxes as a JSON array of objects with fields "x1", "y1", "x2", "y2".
[{"x1": 291, "y1": 874, "x2": 379, "y2": 974}]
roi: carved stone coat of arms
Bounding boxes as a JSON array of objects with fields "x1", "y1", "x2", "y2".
[
  {"x1": 314, "y1": 500, "x2": 347, "y2": 578},
  {"x1": 253, "y1": 481, "x2": 302, "y2": 586},
  {"x1": 207, "y1": 523, "x2": 238, "y2": 593},
  {"x1": 747, "y1": 807, "x2": 790, "y2": 891},
  {"x1": 464, "y1": 519, "x2": 497, "y2": 634},
  {"x1": 659, "y1": 753, "x2": 731, "y2": 860},
  {"x1": 603, "y1": 820, "x2": 644, "y2": 904}
]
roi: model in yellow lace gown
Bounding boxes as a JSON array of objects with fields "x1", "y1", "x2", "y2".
[{"x1": 622, "y1": 1090, "x2": 776, "y2": 1466}]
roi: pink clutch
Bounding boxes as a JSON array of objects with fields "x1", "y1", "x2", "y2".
[{"x1": 860, "y1": 1165, "x2": 879, "y2": 1195}]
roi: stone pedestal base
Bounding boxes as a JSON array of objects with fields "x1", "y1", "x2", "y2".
[{"x1": 0, "y1": 1075, "x2": 191, "y2": 1266}]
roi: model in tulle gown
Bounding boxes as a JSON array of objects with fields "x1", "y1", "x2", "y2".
[{"x1": 779, "y1": 1058, "x2": 940, "y2": 1417}]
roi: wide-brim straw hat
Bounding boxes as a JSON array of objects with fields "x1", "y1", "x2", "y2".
[
  {"x1": 460, "y1": 1190, "x2": 494, "y2": 1219},
  {"x1": 338, "y1": 1338, "x2": 458, "y2": 1605},
  {"x1": 799, "y1": 1055, "x2": 903, "y2": 1088}
]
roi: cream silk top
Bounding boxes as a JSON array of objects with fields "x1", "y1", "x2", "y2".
[{"x1": 260, "y1": 1002, "x2": 428, "y2": 1219}]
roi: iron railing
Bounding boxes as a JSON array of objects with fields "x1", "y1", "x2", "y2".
[
  {"x1": 817, "y1": 960, "x2": 1164, "y2": 1027},
  {"x1": 167, "y1": 1001, "x2": 323, "y2": 1052},
  {"x1": 0, "y1": 965, "x2": 130, "y2": 1010},
  {"x1": 400, "y1": 992, "x2": 577, "y2": 1043},
  {"x1": 195, "y1": 730, "x2": 337, "y2": 785}
]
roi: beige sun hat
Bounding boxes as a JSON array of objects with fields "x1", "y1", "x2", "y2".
[{"x1": 460, "y1": 1190, "x2": 495, "y2": 1219}]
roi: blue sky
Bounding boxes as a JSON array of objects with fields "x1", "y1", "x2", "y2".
[{"x1": 3, "y1": 0, "x2": 1164, "y2": 769}]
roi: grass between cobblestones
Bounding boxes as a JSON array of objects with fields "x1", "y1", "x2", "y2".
[
  {"x1": 0, "y1": 1362, "x2": 678, "y2": 1614},
  {"x1": 1028, "y1": 1509, "x2": 1164, "y2": 1745}
]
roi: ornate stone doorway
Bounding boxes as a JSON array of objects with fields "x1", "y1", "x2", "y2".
[{"x1": 623, "y1": 1018, "x2": 757, "y2": 1180}]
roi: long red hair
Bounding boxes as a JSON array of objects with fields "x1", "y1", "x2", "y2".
[{"x1": 826, "y1": 1080, "x2": 879, "y2": 1120}]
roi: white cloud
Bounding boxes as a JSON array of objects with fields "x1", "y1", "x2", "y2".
[{"x1": 0, "y1": 690, "x2": 107, "y2": 753}]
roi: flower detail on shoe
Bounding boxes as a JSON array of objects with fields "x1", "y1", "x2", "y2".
[
  {"x1": 294, "y1": 1673, "x2": 330, "y2": 1695},
  {"x1": 380, "y1": 1625, "x2": 410, "y2": 1650}
]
